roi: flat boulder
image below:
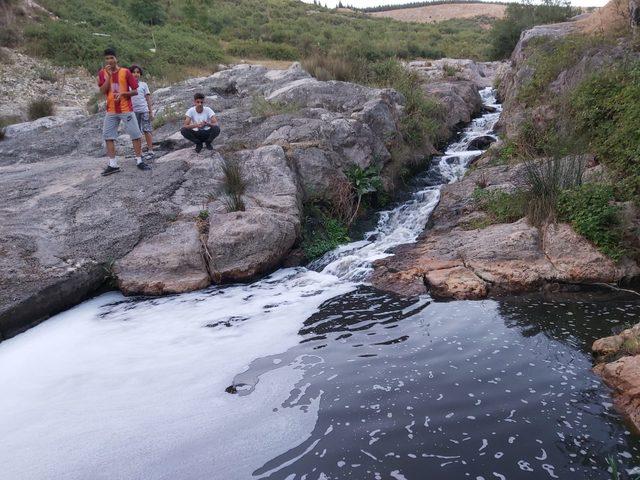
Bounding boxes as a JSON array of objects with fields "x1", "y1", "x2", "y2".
[
  {"x1": 207, "y1": 209, "x2": 298, "y2": 282},
  {"x1": 115, "y1": 221, "x2": 210, "y2": 295}
]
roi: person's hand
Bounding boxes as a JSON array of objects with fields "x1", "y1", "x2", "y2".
[{"x1": 104, "y1": 64, "x2": 113, "y2": 75}]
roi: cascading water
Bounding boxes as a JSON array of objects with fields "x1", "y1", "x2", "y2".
[
  {"x1": 2, "y1": 89, "x2": 638, "y2": 480},
  {"x1": 313, "y1": 87, "x2": 501, "y2": 281}
]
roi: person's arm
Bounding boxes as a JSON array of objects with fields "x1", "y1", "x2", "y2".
[
  {"x1": 145, "y1": 90, "x2": 153, "y2": 119},
  {"x1": 98, "y1": 69, "x2": 110, "y2": 94},
  {"x1": 204, "y1": 109, "x2": 218, "y2": 126},
  {"x1": 116, "y1": 70, "x2": 138, "y2": 99},
  {"x1": 183, "y1": 115, "x2": 200, "y2": 129}
]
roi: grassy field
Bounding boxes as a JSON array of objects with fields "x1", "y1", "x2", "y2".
[
  {"x1": 5, "y1": 0, "x2": 494, "y2": 81},
  {"x1": 368, "y1": 2, "x2": 506, "y2": 24}
]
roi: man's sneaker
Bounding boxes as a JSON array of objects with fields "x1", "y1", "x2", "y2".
[
  {"x1": 205, "y1": 142, "x2": 213, "y2": 151},
  {"x1": 101, "y1": 165, "x2": 121, "y2": 176},
  {"x1": 143, "y1": 151, "x2": 155, "y2": 160},
  {"x1": 137, "y1": 161, "x2": 151, "y2": 171},
  {"x1": 195, "y1": 143, "x2": 203, "y2": 153}
]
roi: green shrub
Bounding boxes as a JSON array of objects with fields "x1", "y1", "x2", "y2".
[
  {"x1": 129, "y1": 0, "x2": 166, "y2": 25},
  {"x1": 226, "y1": 39, "x2": 298, "y2": 60},
  {"x1": 302, "y1": 208, "x2": 350, "y2": 260},
  {"x1": 27, "y1": 97, "x2": 55, "y2": 120},
  {"x1": 488, "y1": 0, "x2": 579, "y2": 60},
  {"x1": 558, "y1": 184, "x2": 626, "y2": 261},
  {"x1": 473, "y1": 187, "x2": 527, "y2": 224},
  {"x1": 570, "y1": 62, "x2": 640, "y2": 201}
]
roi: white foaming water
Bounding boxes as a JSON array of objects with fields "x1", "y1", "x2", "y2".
[{"x1": 0, "y1": 89, "x2": 501, "y2": 480}]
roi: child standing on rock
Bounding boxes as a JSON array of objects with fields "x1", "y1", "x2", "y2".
[{"x1": 130, "y1": 65, "x2": 155, "y2": 160}]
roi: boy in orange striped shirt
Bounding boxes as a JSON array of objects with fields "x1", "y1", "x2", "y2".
[{"x1": 97, "y1": 48, "x2": 150, "y2": 176}]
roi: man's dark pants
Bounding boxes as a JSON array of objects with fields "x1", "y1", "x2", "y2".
[{"x1": 180, "y1": 125, "x2": 221, "y2": 146}]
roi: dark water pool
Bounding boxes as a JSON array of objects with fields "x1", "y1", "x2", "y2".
[{"x1": 232, "y1": 287, "x2": 640, "y2": 479}]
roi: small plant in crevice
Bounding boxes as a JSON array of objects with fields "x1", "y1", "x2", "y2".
[
  {"x1": 345, "y1": 165, "x2": 383, "y2": 225},
  {"x1": 221, "y1": 159, "x2": 246, "y2": 212},
  {"x1": 198, "y1": 209, "x2": 210, "y2": 220},
  {"x1": 102, "y1": 260, "x2": 118, "y2": 289},
  {"x1": 27, "y1": 97, "x2": 55, "y2": 120}
]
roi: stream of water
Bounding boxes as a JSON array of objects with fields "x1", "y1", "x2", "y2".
[{"x1": 1, "y1": 89, "x2": 639, "y2": 480}]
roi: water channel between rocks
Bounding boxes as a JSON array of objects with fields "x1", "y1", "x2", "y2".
[{"x1": 1, "y1": 89, "x2": 639, "y2": 480}]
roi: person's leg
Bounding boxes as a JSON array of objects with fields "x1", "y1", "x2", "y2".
[
  {"x1": 144, "y1": 132, "x2": 153, "y2": 151},
  {"x1": 102, "y1": 114, "x2": 120, "y2": 174},
  {"x1": 180, "y1": 127, "x2": 200, "y2": 144},
  {"x1": 204, "y1": 125, "x2": 220, "y2": 148},
  {"x1": 123, "y1": 112, "x2": 144, "y2": 159}
]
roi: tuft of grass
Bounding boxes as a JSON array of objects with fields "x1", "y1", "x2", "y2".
[
  {"x1": 522, "y1": 156, "x2": 584, "y2": 226},
  {"x1": 152, "y1": 106, "x2": 181, "y2": 129},
  {"x1": 221, "y1": 159, "x2": 246, "y2": 213},
  {"x1": 27, "y1": 97, "x2": 55, "y2": 120},
  {"x1": 558, "y1": 183, "x2": 626, "y2": 261},
  {"x1": 473, "y1": 187, "x2": 526, "y2": 225},
  {"x1": 302, "y1": 54, "x2": 359, "y2": 81},
  {"x1": 197, "y1": 209, "x2": 210, "y2": 220},
  {"x1": 250, "y1": 95, "x2": 300, "y2": 118},
  {"x1": 36, "y1": 66, "x2": 57, "y2": 82}
]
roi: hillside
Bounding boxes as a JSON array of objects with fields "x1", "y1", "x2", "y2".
[
  {"x1": 369, "y1": 2, "x2": 506, "y2": 24},
  {"x1": 0, "y1": 0, "x2": 494, "y2": 81}
]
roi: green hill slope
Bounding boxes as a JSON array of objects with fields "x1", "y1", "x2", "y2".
[{"x1": 6, "y1": 0, "x2": 492, "y2": 79}]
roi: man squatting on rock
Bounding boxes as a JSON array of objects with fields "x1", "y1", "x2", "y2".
[
  {"x1": 98, "y1": 48, "x2": 151, "y2": 176},
  {"x1": 180, "y1": 93, "x2": 221, "y2": 153}
]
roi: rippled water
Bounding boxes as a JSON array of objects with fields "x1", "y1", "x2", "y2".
[{"x1": 1, "y1": 89, "x2": 638, "y2": 480}]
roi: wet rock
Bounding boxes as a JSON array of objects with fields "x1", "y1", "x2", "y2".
[
  {"x1": 425, "y1": 266, "x2": 488, "y2": 299},
  {"x1": 422, "y1": 81, "x2": 483, "y2": 129},
  {"x1": 114, "y1": 221, "x2": 210, "y2": 295},
  {"x1": 592, "y1": 323, "x2": 640, "y2": 358},
  {"x1": 594, "y1": 355, "x2": 640, "y2": 433},
  {"x1": 467, "y1": 135, "x2": 496, "y2": 150}
]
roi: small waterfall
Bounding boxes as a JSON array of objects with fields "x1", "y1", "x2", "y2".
[{"x1": 313, "y1": 87, "x2": 501, "y2": 281}]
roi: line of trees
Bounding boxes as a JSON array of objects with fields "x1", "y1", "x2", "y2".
[{"x1": 362, "y1": 0, "x2": 510, "y2": 13}]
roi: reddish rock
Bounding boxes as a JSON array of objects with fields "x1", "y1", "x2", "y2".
[
  {"x1": 424, "y1": 266, "x2": 488, "y2": 299},
  {"x1": 595, "y1": 355, "x2": 640, "y2": 433}
]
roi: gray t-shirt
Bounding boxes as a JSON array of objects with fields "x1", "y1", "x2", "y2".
[
  {"x1": 132, "y1": 81, "x2": 150, "y2": 113},
  {"x1": 185, "y1": 106, "x2": 215, "y2": 131}
]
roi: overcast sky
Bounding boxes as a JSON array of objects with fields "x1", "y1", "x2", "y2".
[{"x1": 301, "y1": 0, "x2": 609, "y2": 9}]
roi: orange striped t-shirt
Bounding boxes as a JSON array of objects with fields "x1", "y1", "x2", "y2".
[{"x1": 97, "y1": 67, "x2": 138, "y2": 114}]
